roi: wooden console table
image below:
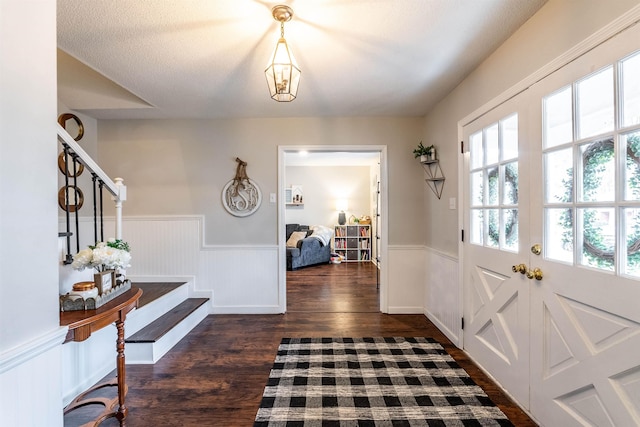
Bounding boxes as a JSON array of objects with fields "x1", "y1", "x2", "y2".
[{"x1": 60, "y1": 286, "x2": 142, "y2": 426}]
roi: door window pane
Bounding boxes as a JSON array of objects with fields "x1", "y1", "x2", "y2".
[
  {"x1": 544, "y1": 86, "x2": 573, "y2": 148},
  {"x1": 487, "y1": 209, "x2": 499, "y2": 248},
  {"x1": 504, "y1": 209, "x2": 519, "y2": 252},
  {"x1": 502, "y1": 114, "x2": 518, "y2": 161},
  {"x1": 471, "y1": 209, "x2": 483, "y2": 245},
  {"x1": 471, "y1": 171, "x2": 484, "y2": 206},
  {"x1": 578, "y1": 208, "x2": 615, "y2": 271},
  {"x1": 576, "y1": 67, "x2": 614, "y2": 139},
  {"x1": 470, "y1": 131, "x2": 483, "y2": 169},
  {"x1": 545, "y1": 148, "x2": 573, "y2": 203},
  {"x1": 486, "y1": 124, "x2": 499, "y2": 165},
  {"x1": 487, "y1": 167, "x2": 499, "y2": 206},
  {"x1": 624, "y1": 208, "x2": 640, "y2": 278},
  {"x1": 503, "y1": 162, "x2": 518, "y2": 205},
  {"x1": 579, "y1": 139, "x2": 615, "y2": 202},
  {"x1": 546, "y1": 208, "x2": 573, "y2": 263},
  {"x1": 621, "y1": 52, "x2": 640, "y2": 127},
  {"x1": 623, "y1": 131, "x2": 640, "y2": 201}
]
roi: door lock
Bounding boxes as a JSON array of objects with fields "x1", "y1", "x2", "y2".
[
  {"x1": 512, "y1": 263, "x2": 543, "y2": 280},
  {"x1": 526, "y1": 267, "x2": 543, "y2": 281},
  {"x1": 512, "y1": 264, "x2": 527, "y2": 274}
]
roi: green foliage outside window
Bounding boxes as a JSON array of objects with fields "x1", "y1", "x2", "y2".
[{"x1": 557, "y1": 134, "x2": 640, "y2": 271}]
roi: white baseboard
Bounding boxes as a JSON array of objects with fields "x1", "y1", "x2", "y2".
[
  {"x1": 387, "y1": 306, "x2": 424, "y2": 314},
  {"x1": 212, "y1": 305, "x2": 284, "y2": 314}
]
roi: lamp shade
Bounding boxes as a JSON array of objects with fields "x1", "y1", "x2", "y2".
[
  {"x1": 265, "y1": 37, "x2": 301, "y2": 102},
  {"x1": 336, "y1": 199, "x2": 348, "y2": 212}
]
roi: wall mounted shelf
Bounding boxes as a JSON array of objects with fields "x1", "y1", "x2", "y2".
[{"x1": 421, "y1": 159, "x2": 445, "y2": 199}]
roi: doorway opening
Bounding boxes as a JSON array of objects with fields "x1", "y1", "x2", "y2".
[{"x1": 278, "y1": 146, "x2": 388, "y2": 314}]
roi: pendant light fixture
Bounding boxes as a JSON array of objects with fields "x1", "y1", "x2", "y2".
[{"x1": 265, "y1": 5, "x2": 301, "y2": 102}]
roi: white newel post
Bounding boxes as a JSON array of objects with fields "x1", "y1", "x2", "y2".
[{"x1": 113, "y1": 177, "x2": 127, "y2": 240}]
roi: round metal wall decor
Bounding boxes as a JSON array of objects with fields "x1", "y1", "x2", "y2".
[{"x1": 221, "y1": 157, "x2": 262, "y2": 217}]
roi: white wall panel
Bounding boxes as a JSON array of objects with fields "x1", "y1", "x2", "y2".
[
  {"x1": 424, "y1": 249, "x2": 461, "y2": 346},
  {"x1": 387, "y1": 246, "x2": 425, "y2": 314},
  {"x1": 0, "y1": 329, "x2": 66, "y2": 427},
  {"x1": 200, "y1": 247, "x2": 280, "y2": 313}
]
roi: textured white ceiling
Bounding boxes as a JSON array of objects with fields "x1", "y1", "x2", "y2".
[{"x1": 57, "y1": 0, "x2": 546, "y2": 119}]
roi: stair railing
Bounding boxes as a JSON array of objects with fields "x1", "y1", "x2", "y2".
[{"x1": 58, "y1": 123, "x2": 126, "y2": 264}]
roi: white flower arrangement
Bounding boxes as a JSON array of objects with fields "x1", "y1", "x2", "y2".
[{"x1": 72, "y1": 238, "x2": 132, "y2": 272}]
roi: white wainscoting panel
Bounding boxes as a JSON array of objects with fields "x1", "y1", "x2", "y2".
[
  {"x1": 199, "y1": 246, "x2": 280, "y2": 313},
  {"x1": 387, "y1": 246, "x2": 426, "y2": 314},
  {"x1": 0, "y1": 328, "x2": 67, "y2": 427},
  {"x1": 61, "y1": 216, "x2": 281, "y2": 313},
  {"x1": 424, "y1": 248, "x2": 461, "y2": 346},
  {"x1": 61, "y1": 326, "x2": 118, "y2": 405}
]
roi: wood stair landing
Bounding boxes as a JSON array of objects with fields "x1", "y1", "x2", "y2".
[
  {"x1": 136, "y1": 282, "x2": 186, "y2": 308},
  {"x1": 124, "y1": 282, "x2": 209, "y2": 364}
]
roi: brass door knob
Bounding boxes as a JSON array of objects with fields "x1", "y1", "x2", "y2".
[
  {"x1": 512, "y1": 264, "x2": 527, "y2": 274},
  {"x1": 526, "y1": 267, "x2": 543, "y2": 280},
  {"x1": 531, "y1": 244, "x2": 542, "y2": 255}
]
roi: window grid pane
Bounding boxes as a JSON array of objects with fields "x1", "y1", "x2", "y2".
[
  {"x1": 544, "y1": 86, "x2": 573, "y2": 148},
  {"x1": 622, "y1": 52, "x2": 640, "y2": 127},
  {"x1": 623, "y1": 131, "x2": 640, "y2": 201},
  {"x1": 576, "y1": 67, "x2": 614, "y2": 139},
  {"x1": 624, "y1": 208, "x2": 640, "y2": 277},
  {"x1": 543, "y1": 51, "x2": 640, "y2": 278},
  {"x1": 469, "y1": 114, "x2": 519, "y2": 251}
]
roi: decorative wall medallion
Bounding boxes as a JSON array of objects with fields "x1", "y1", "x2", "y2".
[
  {"x1": 58, "y1": 185, "x2": 84, "y2": 212},
  {"x1": 58, "y1": 152, "x2": 84, "y2": 177},
  {"x1": 57, "y1": 113, "x2": 85, "y2": 141},
  {"x1": 222, "y1": 157, "x2": 262, "y2": 217}
]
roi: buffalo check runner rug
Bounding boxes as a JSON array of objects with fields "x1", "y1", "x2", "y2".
[{"x1": 254, "y1": 337, "x2": 513, "y2": 427}]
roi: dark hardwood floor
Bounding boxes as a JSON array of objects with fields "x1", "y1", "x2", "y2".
[{"x1": 66, "y1": 262, "x2": 537, "y2": 426}]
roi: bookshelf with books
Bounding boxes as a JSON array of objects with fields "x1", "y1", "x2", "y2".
[{"x1": 334, "y1": 224, "x2": 371, "y2": 262}]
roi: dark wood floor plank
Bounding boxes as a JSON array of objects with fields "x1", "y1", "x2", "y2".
[{"x1": 67, "y1": 263, "x2": 537, "y2": 427}]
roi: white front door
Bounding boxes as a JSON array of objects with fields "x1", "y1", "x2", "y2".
[
  {"x1": 463, "y1": 22, "x2": 640, "y2": 426},
  {"x1": 527, "y1": 23, "x2": 640, "y2": 426},
  {"x1": 462, "y1": 95, "x2": 532, "y2": 408}
]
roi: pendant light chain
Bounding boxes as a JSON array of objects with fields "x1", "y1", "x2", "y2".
[{"x1": 281, "y1": 21, "x2": 285, "y2": 38}]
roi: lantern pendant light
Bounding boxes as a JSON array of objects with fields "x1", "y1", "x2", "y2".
[{"x1": 265, "y1": 5, "x2": 301, "y2": 102}]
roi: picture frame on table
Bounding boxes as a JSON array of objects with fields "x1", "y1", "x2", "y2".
[{"x1": 94, "y1": 270, "x2": 115, "y2": 295}]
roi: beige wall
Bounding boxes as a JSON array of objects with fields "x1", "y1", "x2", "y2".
[
  {"x1": 285, "y1": 165, "x2": 372, "y2": 228},
  {"x1": 421, "y1": 0, "x2": 640, "y2": 255},
  {"x1": 98, "y1": 117, "x2": 424, "y2": 246}
]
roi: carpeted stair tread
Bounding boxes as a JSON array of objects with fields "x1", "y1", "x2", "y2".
[
  {"x1": 133, "y1": 282, "x2": 187, "y2": 308},
  {"x1": 126, "y1": 298, "x2": 208, "y2": 343}
]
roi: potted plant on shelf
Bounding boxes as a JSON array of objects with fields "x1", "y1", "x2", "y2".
[{"x1": 413, "y1": 142, "x2": 435, "y2": 162}]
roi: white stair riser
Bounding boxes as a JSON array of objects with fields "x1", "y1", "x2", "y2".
[{"x1": 125, "y1": 302, "x2": 208, "y2": 364}]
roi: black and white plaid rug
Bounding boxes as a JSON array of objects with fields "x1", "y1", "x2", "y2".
[{"x1": 254, "y1": 337, "x2": 513, "y2": 426}]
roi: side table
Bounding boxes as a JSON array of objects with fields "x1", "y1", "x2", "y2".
[{"x1": 60, "y1": 286, "x2": 142, "y2": 426}]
